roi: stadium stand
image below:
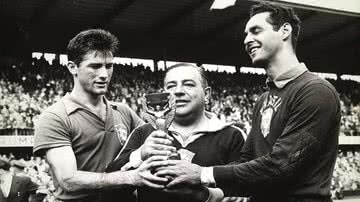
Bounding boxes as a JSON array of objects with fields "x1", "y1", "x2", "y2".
[{"x1": 1, "y1": 58, "x2": 360, "y2": 201}]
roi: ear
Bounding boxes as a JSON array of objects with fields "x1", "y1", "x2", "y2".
[
  {"x1": 67, "y1": 61, "x2": 78, "y2": 76},
  {"x1": 204, "y1": 87, "x2": 212, "y2": 103},
  {"x1": 281, "y1": 22, "x2": 292, "y2": 41}
]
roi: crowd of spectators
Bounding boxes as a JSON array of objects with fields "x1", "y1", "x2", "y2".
[
  {"x1": 1, "y1": 57, "x2": 359, "y2": 135},
  {"x1": 331, "y1": 151, "x2": 360, "y2": 199},
  {"x1": 1, "y1": 57, "x2": 360, "y2": 200}
]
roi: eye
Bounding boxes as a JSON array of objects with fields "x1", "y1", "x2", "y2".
[
  {"x1": 184, "y1": 82, "x2": 195, "y2": 87},
  {"x1": 89, "y1": 64, "x2": 102, "y2": 69},
  {"x1": 105, "y1": 64, "x2": 113, "y2": 69},
  {"x1": 253, "y1": 28, "x2": 262, "y2": 35},
  {"x1": 165, "y1": 84, "x2": 176, "y2": 90}
]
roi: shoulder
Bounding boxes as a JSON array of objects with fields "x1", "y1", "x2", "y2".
[
  {"x1": 14, "y1": 175, "x2": 38, "y2": 191},
  {"x1": 35, "y1": 100, "x2": 68, "y2": 131},
  {"x1": 292, "y1": 72, "x2": 340, "y2": 104},
  {"x1": 287, "y1": 72, "x2": 341, "y2": 116},
  {"x1": 295, "y1": 72, "x2": 338, "y2": 95},
  {"x1": 217, "y1": 124, "x2": 247, "y2": 142},
  {"x1": 38, "y1": 98, "x2": 68, "y2": 122},
  {"x1": 13, "y1": 175, "x2": 32, "y2": 184}
]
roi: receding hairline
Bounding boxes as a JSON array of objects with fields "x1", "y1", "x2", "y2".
[{"x1": 164, "y1": 63, "x2": 208, "y2": 88}]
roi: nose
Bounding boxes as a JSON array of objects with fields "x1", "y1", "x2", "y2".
[
  {"x1": 243, "y1": 33, "x2": 253, "y2": 46},
  {"x1": 98, "y1": 66, "x2": 109, "y2": 80},
  {"x1": 174, "y1": 85, "x2": 185, "y2": 96}
]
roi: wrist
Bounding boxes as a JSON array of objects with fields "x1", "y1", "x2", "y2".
[{"x1": 200, "y1": 167, "x2": 216, "y2": 187}]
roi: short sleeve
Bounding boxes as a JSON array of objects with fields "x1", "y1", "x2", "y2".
[{"x1": 33, "y1": 111, "x2": 72, "y2": 156}]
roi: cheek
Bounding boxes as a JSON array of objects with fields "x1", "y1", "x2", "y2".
[{"x1": 108, "y1": 69, "x2": 113, "y2": 77}]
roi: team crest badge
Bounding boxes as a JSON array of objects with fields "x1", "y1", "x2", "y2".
[
  {"x1": 114, "y1": 124, "x2": 128, "y2": 146},
  {"x1": 260, "y1": 94, "x2": 282, "y2": 138},
  {"x1": 260, "y1": 107, "x2": 273, "y2": 137}
]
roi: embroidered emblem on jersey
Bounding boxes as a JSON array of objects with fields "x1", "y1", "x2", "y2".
[
  {"x1": 114, "y1": 124, "x2": 128, "y2": 146},
  {"x1": 178, "y1": 149, "x2": 195, "y2": 162},
  {"x1": 260, "y1": 94, "x2": 282, "y2": 138}
]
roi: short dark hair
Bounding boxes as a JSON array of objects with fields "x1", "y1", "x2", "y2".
[
  {"x1": 67, "y1": 29, "x2": 119, "y2": 65},
  {"x1": 0, "y1": 159, "x2": 10, "y2": 171},
  {"x1": 165, "y1": 63, "x2": 208, "y2": 88},
  {"x1": 250, "y1": 2, "x2": 301, "y2": 50}
]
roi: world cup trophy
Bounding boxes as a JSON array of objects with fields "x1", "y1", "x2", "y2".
[{"x1": 142, "y1": 92, "x2": 180, "y2": 160}]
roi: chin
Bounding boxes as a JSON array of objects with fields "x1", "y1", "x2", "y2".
[
  {"x1": 175, "y1": 109, "x2": 190, "y2": 118},
  {"x1": 252, "y1": 58, "x2": 267, "y2": 68},
  {"x1": 92, "y1": 90, "x2": 107, "y2": 95}
]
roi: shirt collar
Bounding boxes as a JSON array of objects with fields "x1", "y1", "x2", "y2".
[
  {"x1": 62, "y1": 93, "x2": 117, "y2": 115},
  {"x1": 168, "y1": 111, "x2": 228, "y2": 134},
  {"x1": 266, "y1": 63, "x2": 308, "y2": 89},
  {"x1": 168, "y1": 112, "x2": 230, "y2": 147}
]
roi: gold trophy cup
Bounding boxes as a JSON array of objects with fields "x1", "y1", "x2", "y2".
[{"x1": 142, "y1": 92, "x2": 180, "y2": 160}]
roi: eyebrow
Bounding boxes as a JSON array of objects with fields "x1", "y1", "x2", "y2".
[
  {"x1": 165, "y1": 79, "x2": 195, "y2": 85},
  {"x1": 183, "y1": 79, "x2": 195, "y2": 83},
  {"x1": 88, "y1": 62, "x2": 114, "y2": 66}
]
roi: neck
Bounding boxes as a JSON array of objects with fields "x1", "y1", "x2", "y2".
[
  {"x1": 71, "y1": 83, "x2": 104, "y2": 107},
  {"x1": 173, "y1": 111, "x2": 207, "y2": 131},
  {"x1": 266, "y1": 48, "x2": 300, "y2": 80}
]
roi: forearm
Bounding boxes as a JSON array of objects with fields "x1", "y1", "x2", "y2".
[
  {"x1": 60, "y1": 169, "x2": 137, "y2": 192},
  {"x1": 213, "y1": 133, "x2": 320, "y2": 196}
]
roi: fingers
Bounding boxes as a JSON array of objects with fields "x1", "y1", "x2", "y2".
[
  {"x1": 137, "y1": 156, "x2": 170, "y2": 188},
  {"x1": 149, "y1": 130, "x2": 174, "y2": 143},
  {"x1": 155, "y1": 169, "x2": 176, "y2": 177},
  {"x1": 165, "y1": 176, "x2": 183, "y2": 188},
  {"x1": 142, "y1": 130, "x2": 177, "y2": 160},
  {"x1": 142, "y1": 155, "x2": 169, "y2": 169},
  {"x1": 142, "y1": 180, "x2": 166, "y2": 189},
  {"x1": 144, "y1": 155, "x2": 169, "y2": 163},
  {"x1": 142, "y1": 172, "x2": 168, "y2": 186},
  {"x1": 151, "y1": 144, "x2": 176, "y2": 153},
  {"x1": 120, "y1": 162, "x2": 133, "y2": 171},
  {"x1": 153, "y1": 160, "x2": 184, "y2": 176}
]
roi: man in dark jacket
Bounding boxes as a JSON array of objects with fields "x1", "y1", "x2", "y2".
[
  {"x1": 156, "y1": 3, "x2": 341, "y2": 202},
  {"x1": 0, "y1": 158, "x2": 38, "y2": 202},
  {"x1": 105, "y1": 63, "x2": 246, "y2": 202}
]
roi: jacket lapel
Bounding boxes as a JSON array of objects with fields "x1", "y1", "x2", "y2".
[{"x1": 8, "y1": 175, "x2": 21, "y2": 200}]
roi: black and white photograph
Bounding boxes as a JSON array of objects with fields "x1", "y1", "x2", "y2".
[{"x1": 0, "y1": 0, "x2": 359, "y2": 202}]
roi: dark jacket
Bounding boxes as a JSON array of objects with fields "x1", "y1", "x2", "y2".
[
  {"x1": 213, "y1": 70, "x2": 341, "y2": 202},
  {"x1": 104, "y1": 113, "x2": 246, "y2": 202},
  {"x1": 0, "y1": 175, "x2": 38, "y2": 202}
]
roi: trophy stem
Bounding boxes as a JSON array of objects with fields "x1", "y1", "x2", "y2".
[{"x1": 155, "y1": 118, "x2": 167, "y2": 132}]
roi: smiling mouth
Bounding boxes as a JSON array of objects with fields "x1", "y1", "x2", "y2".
[
  {"x1": 175, "y1": 100, "x2": 188, "y2": 105},
  {"x1": 248, "y1": 47, "x2": 259, "y2": 56}
]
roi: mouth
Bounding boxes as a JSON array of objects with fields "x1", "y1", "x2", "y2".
[
  {"x1": 247, "y1": 45, "x2": 260, "y2": 57},
  {"x1": 175, "y1": 100, "x2": 189, "y2": 106},
  {"x1": 94, "y1": 82, "x2": 108, "y2": 87}
]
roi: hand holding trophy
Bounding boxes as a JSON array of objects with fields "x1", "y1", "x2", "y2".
[{"x1": 142, "y1": 92, "x2": 180, "y2": 160}]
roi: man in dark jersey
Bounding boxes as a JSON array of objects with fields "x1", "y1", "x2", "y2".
[
  {"x1": 105, "y1": 63, "x2": 246, "y2": 202},
  {"x1": 33, "y1": 29, "x2": 169, "y2": 202},
  {"x1": 156, "y1": 3, "x2": 341, "y2": 202}
]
